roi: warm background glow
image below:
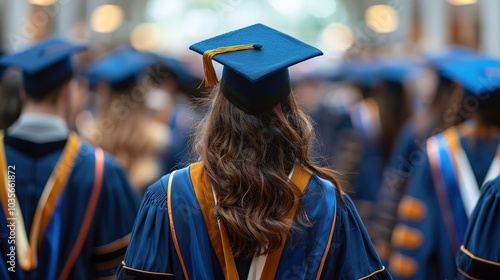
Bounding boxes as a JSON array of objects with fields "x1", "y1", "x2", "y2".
[
  {"x1": 29, "y1": 0, "x2": 57, "y2": 6},
  {"x1": 130, "y1": 23, "x2": 162, "y2": 51},
  {"x1": 320, "y1": 23, "x2": 354, "y2": 55},
  {"x1": 365, "y1": 4, "x2": 400, "y2": 34},
  {"x1": 447, "y1": 0, "x2": 477, "y2": 6},
  {"x1": 90, "y1": 5, "x2": 124, "y2": 34}
]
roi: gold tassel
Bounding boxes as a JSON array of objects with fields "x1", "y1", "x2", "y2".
[{"x1": 201, "y1": 43, "x2": 262, "y2": 87}]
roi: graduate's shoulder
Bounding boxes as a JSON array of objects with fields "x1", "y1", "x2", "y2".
[
  {"x1": 74, "y1": 141, "x2": 121, "y2": 173},
  {"x1": 141, "y1": 164, "x2": 193, "y2": 208},
  {"x1": 308, "y1": 173, "x2": 339, "y2": 197},
  {"x1": 483, "y1": 175, "x2": 500, "y2": 194}
]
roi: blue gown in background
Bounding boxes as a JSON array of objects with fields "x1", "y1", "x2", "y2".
[
  {"x1": 310, "y1": 102, "x2": 354, "y2": 167},
  {"x1": 370, "y1": 118, "x2": 435, "y2": 265},
  {"x1": 0, "y1": 133, "x2": 140, "y2": 279},
  {"x1": 117, "y1": 162, "x2": 391, "y2": 279},
  {"x1": 456, "y1": 175, "x2": 500, "y2": 279},
  {"x1": 389, "y1": 125, "x2": 500, "y2": 279},
  {"x1": 345, "y1": 99, "x2": 385, "y2": 224}
]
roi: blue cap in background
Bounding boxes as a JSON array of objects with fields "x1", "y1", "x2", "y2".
[
  {"x1": 378, "y1": 58, "x2": 424, "y2": 85},
  {"x1": 88, "y1": 46, "x2": 157, "y2": 92},
  {"x1": 439, "y1": 56, "x2": 500, "y2": 96},
  {"x1": 341, "y1": 59, "x2": 382, "y2": 89},
  {"x1": 151, "y1": 55, "x2": 200, "y2": 91},
  {"x1": 0, "y1": 37, "x2": 86, "y2": 99},
  {"x1": 423, "y1": 46, "x2": 475, "y2": 67}
]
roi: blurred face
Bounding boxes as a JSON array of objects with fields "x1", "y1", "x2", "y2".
[{"x1": 414, "y1": 67, "x2": 439, "y2": 106}]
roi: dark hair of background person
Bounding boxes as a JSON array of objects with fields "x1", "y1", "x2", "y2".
[
  {"x1": 377, "y1": 80, "x2": 412, "y2": 161},
  {"x1": 0, "y1": 69, "x2": 22, "y2": 130},
  {"x1": 193, "y1": 85, "x2": 343, "y2": 260},
  {"x1": 475, "y1": 90, "x2": 500, "y2": 126},
  {"x1": 147, "y1": 62, "x2": 203, "y2": 100}
]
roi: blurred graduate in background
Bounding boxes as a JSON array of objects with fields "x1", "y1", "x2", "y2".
[
  {"x1": 389, "y1": 56, "x2": 500, "y2": 279},
  {"x1": 146, "y1": 56, "x2": 203, "y2": 175},
  {"x1": 85, "y1": 47, "x2": 169, "y2": 194},
  {"x1": 0, "y1": 38, "x2": 139, "y2": 279},
  {"x1": 324, "y1": 57, "x2": 415, "y2": 225},
  {"x1": 370, "y1": 47, "x2": 474, "y2": 265},
  {"x1": 0, "y1": 67, "x2": 22, "y2": 130}
]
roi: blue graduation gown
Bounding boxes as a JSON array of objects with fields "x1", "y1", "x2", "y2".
[
  {"x1": 370, "y1": 119, "x2": 433, "y2": 264},
  {"x1": 0, "y1": 133, "x2": 140, "y2": 279},
  {"x1": 117, "y1": 162, "x2": 391, "y2": 279},
  {"x1": 344, "y1": 101, "x2": 385, "y2": 224},
  {"x1": 389, "y1": 126, "x2": 500, "y2": 279},
  {"x1": 456, "y1": 175, "x2": 500, "y2": 279}
]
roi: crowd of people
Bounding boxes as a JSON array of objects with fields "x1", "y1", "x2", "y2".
[{"x1": 0, "y1": 23, "x2": 499, "y2": 279}]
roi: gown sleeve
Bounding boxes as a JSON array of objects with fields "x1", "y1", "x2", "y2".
[
  {"x1": 92, "y1": 155, "x2": 141, "y2": 278},
  {"x1": 389, "y1": 151, "x2": 455, "y2": 280},
  {"x1": 456, "y1": 176, "x2": 500, "y2": 279},
  {"x1": 322, "y1": 194, "x2": 392, "y2": 279},
  {"x1": 116, "y1": 176, "x2": 176, "y2": 280}
]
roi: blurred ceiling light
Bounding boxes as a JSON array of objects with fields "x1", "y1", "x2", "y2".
[
  {"x1": 365, "y1": 4, "x2": 399, "y2": 33},
  {"x1": 90, "y1": 5, "x2": 124, "y2": 33},
  {"x1": 269, "y1": 0, "x2": 303, "y2": 16},
  {"x1": 447, "y1": 0, "x2": 477, "y2": 6},
  {"x1": 226, "y1": 3, "x2": 264, "y2": 27},
  {"x1": 183, "y1": 9, "x2": 218, "y2": 39},
  {"x1": 306, "y1": 0, "x2": 336, "y2": 18},
  {"x1": 147, "y1": 0, "x2": 184, "y2": 20},
  {"x1": 30, "y1": 0, "x2": 57, "y2": 6},
  {"x1": 321, "y1": 23, "x2": 354, "y2": 54},
  {"x1": 130, "y1": 23, "x2": 162, "y2": 51}
]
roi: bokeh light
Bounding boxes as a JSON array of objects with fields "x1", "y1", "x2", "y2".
[
  {"x1": 269, "y1": 0, "x2": 304, "y2": 16},
  {"x1": 447, "y1": 0, "x2": 477, "y2": 6},
  {"x1": 182, "y1": 9, "x2": 219, "y2": 40},
  {"x1": 147, "y1": 0, "x2": 184, "y2": 20},
  {"x1": 320, "y1": 23, "x2": 354, "y2": 55},
  {"x1": 305, "y1": 0, "x2": 336, "y2": 19},
  {"x1": 130, "y1": 23, "x2": 162, "y2": 51},
  {"x1": 29, "y1": 0, "x2": 57, "y2": 6},
  {"x1": 365, "y1": 4, "x2": 399, "y2": 33},
  {"x1": 90, "y1": 5, "x2": 124, "y2": 33}
]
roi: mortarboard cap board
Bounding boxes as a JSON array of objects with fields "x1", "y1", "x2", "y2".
[
  {"x1": 439, "y1": 56, "x2": 500, "y2": 96},
  {"x1": 189, "y1": 23, "x2": 323, "y2": 114},
  {"x1": 423, "y1": 46, "x2": 474, "y2": 65},
  {"x1": 0, "y1": 37, "x2": 87, "y2": 98},
  {"x1": 88, "y1": 47, "x2": 157, "y2": 92},
  {"x1": 150, "y1": 55, "x2": 200, "y2": 90}
]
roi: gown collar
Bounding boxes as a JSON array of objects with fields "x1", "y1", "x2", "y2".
[{"x1": 7, "y1": 113, "x2": 69, "y2": 143}]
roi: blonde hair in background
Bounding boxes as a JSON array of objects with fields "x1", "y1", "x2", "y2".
[{"x1": 87, "y1": 85, "x2": 168, "y2": 192}]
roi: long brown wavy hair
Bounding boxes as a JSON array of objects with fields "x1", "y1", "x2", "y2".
[{"x1": 194, "y1": 85, "x2": 343, "y2": 259}]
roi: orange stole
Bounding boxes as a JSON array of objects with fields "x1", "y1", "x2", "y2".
[
  {"x1": 0, "y1": 132, "x2": 80, "y2": 271},
  {"x1": 188, "y1": 162, "x2": 312, "y2": 280}
]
